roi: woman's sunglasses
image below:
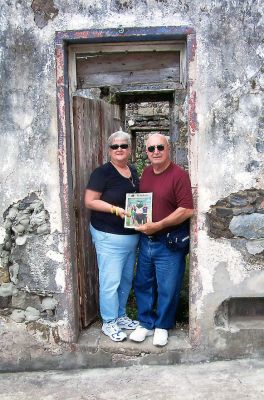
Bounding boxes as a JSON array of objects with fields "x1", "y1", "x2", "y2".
[
  {"x1": 109, "y1": 144, "x2": 129, "y2": 150},
  {"x1": 147, "y1": 144, "x2": 165, "y2": 152}
]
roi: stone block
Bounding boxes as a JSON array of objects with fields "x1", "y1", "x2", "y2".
[
  {"x1": 232, "y1": 206, "x2": 255, "y2": 215},
  {"x1": 0, "y1": 283, "x2": 18, "y2": 297},
  {"x1": 215, "y1": 206, "x2": 233, "y2": 217},
  {"x1": 256, "y1": 199, "x2": 264, "y2": 213},
  {"x1": 228, "y1": 194, "x2": 249, "y2": 207},
  {"x1": 10, "y1": 309, "x2": 25, "y2": 323},
  {"x1": 246, "y1": 239, "x2": 264, "y2": 255},
  {"x1": 25, "y1": 306, "x2": 40, "y2": 322},
  {"x1": 229, "y1": 213, "x2": 264, "y2": 239},
  {"x1": 139, "y1": 108, "x2": 154, "y2": 116},
  {"x1": 0, "y1": 267, "x2": 10, "y2": 284},
  {"x1": 41, "y1": 297, "x2": 58, "y2": 311},
  {"x1": 11, "y1": 291, "x2": 42, "y2": 311},
  {"x1": 0, "y1": 296, "x2": 10, "y2": 308}
]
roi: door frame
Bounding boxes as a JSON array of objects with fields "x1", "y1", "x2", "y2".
[{"x1": 55, "y1": 26, "x2": 198, "y2": 343}]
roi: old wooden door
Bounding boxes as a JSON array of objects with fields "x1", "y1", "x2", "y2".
[{"x1": 73, "y1": 96, "x2": 120, "y2": 328}]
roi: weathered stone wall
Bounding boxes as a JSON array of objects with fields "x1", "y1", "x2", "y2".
[
  {"x1": 207, "y1": 188, "x2": 264, "y2": 269},
  {"x1": 126, "y1": 102, "x2": 170, "y2": 172},
  {"x1": 0, "y1": 192, "x2": 67, "y2": 335},
  {"x1": 126, "y1": 98, "x2": 189, "y2": 170},
  {"x1": 0, "y1": 0, "x2": 263, "y2": 368}
]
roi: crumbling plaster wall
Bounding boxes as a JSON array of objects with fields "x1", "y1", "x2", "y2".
[
  {"x1": 0, "y1": 0, "x2": 263, "y2": 363},
  {"x1": 0, "y1": 0, "x2": 76, "y2": 354},
  {"x1": 190, "y1": 1, "x2": 264, "y2": 355}
]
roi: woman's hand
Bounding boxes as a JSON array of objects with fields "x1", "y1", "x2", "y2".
[
  {"x1": 114, "y1": 207, "x2": 126, "y2": 219},
  {"x1": 85, "y1": 190, "x2": 128, "y2": 219}
]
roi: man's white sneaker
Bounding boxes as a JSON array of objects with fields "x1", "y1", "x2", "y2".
[
  {"x1": 129, "y1": 325, "x2": 154, "y2": 342},
  {"x1": 153, "y1": 328, "x2": 168, "y2": 346},
  {"x1": 102, "y1": 321, "x2": 127, "y2": 342},
  {"x1": 116, "y1": 315, "x2": 139, "y2": 330}
]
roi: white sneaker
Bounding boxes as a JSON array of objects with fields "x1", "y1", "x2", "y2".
[
  {"x1": 102, "y1": 321, "x2": 127, "y2": 342},
  {"x1": 116, "y1": 315, "x2": 139, "y2": 330},
  {"x1": 129, "y1": 325, "x2": 154, "y2": 342},
  {"x1": 153, "y1": 328, "x2": 168, "y2": 346}
]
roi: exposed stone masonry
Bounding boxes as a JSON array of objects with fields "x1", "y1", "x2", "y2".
[
  {"x1": 31, "y1": 0, "x2": 59, "y2": 29},
  {"x1": 207, "y1": 188, "x2": 264, "y2": 264},
  {"x1": 0, "y1": 193, "x2": 58, "y2": 323},
  {"x1": 126, "y1": 102, "x2": 170, "y2": 172}
]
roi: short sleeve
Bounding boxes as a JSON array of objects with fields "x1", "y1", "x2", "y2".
[
  {"x1": 86, "y1": 167, "x2": 107, "y2": 193},
  {"x1": 174, "y1": 170, "x2": 193, "y2": 209}
]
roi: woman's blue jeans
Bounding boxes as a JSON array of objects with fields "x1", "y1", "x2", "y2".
[
  {"x1": 90, "y1": 224, "x2": 139, "y2": 322},
  {"x1": 134, "y1": 234, "x2": 186, "y2": 330}
]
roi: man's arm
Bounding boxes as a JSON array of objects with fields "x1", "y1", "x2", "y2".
[{"x1": 135, "y1": 207, "x2": 194, "y2": 235}]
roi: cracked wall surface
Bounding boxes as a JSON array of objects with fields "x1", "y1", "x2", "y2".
[{"x1": 0, "y1": 0, "x2": 263, "y2": 368}]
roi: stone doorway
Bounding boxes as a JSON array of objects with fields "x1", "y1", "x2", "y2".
[{"x1": 55, "y1": 26, "x2": 198, "y2": 346}]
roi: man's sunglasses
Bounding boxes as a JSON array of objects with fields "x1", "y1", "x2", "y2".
[
  {"x1": 147, "y1": 144, "x2": 165, "y2": 152},
  {"x1": 109, "y1": 144, "x2": 129, "y2": 150}
]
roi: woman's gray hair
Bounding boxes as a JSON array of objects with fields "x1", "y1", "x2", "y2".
[{"x1": 108, "y1": 129, "x2": 131, "y2": 146}]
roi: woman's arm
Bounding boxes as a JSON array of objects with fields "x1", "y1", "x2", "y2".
[
  {"x1": 84, "y1": 189, "x2": 126, "y2": 218},
  {"x1": 85, "y1": 189, "x2": 111, "y2": 212}
]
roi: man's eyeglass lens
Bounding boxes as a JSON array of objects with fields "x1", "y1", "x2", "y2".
[
  {"x1": 110, "y1": 144, "x2": 129, "y2": 150},
  {"x1": 147, "y1": 145, "x2": 165, "y2": 152}
]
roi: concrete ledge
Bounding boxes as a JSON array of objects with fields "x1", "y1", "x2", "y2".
[
  {"x1": 74, "y1": 322, "x2": 193, "y2": 367},
  {"x1": 1, "y1": 320, "x2": 264, "y2": 372}
]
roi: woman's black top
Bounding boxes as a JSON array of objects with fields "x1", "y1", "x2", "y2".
[{"x1": 86, "y1": 162, "x2": 139, "y2": 235}]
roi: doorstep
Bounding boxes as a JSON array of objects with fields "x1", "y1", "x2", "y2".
[{"x1": 75, "y1": 321, "x2": 192, "y2": 367}]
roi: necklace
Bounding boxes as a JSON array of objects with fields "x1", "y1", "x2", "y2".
[
  {"x1": 128, "y1": 175, "x2": 136, "y2": 190},
  {"x1": 110, "y1": 161, "x2": 131, "y2": 178},
  {"x1": 110, "y1": 161, "x2": 136, "y2": 191}
]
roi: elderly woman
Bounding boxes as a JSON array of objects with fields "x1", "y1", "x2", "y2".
[{"x1": 85, "y1": 130, "x2": 140, "y2": 342}]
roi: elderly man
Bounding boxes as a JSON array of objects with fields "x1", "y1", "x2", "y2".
[{"x1": 129, "y1": 133, "x2": 194, "y2": 346}]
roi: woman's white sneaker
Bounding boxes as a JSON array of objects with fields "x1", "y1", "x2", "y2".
[
  {"x1": 116, "y1": 315, "x2": 139, "y2": 330},
  {"x1": 129, "y1": 325, "x2": 154, "y2": 342},
  {"x1": 153, "y1": 328, "x2": 168, "y2": 346},
  {"x1": 102, "y1": 321, "x2": 127, "y2": 342}
]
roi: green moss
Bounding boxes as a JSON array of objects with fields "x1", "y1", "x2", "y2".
[{"x1": 136, "y1": 158, "x2": 147, "y2": 177}]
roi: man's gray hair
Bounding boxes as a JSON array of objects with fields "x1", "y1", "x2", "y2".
[
  {"x1": 145, "y1": 133, "x2": 170, "y2": 145},
  {"x1": 108, "y1": 129, "x2": 131, "y2": 146}
]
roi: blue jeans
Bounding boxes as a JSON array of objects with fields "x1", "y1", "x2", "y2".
[
  {"x1": 90, "y1": 224, "x2": 139, "y2": 322},
  {"x1": 134, "y1": 234, "x2": 186, "y2": 330}
]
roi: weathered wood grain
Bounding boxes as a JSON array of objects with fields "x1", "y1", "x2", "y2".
[{"x1": 77, "y1": 51, "x2": 180, "y2": 88}]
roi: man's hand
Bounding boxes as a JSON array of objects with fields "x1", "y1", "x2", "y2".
[{"x1": 135, "y1": 222, "x2": 161, "y2": 235}]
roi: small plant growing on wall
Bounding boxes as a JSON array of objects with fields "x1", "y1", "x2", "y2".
[{"x1": 136, "y1": 158, "x2": 148, "y2": 177}]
